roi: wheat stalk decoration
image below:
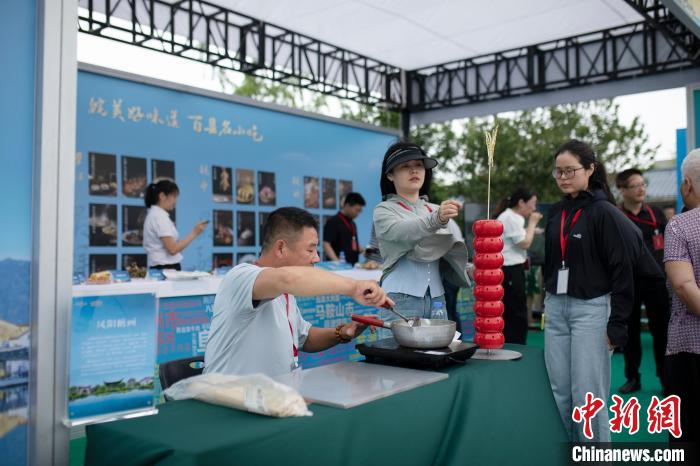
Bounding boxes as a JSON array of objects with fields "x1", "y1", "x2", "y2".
[{"x1": 484, "y1": 123, "x2": 499, "y2": 218}]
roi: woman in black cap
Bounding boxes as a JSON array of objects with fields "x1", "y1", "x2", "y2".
[{"x1": 373, "y1": 141, "x2": 470, "y2": 330}]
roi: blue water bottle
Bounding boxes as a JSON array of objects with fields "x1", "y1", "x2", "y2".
[
  {"x1": 339, "y1": 251, "x2": 346, "y2": 263},
  {"x1": 430, "y1": 300, "x2": 446, "y2": 320}
]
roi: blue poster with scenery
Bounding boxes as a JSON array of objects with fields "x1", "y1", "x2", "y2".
[
  {"x1": 69, "y1": 293, "x2": 158, "y2": 420},
  {"x1": 0, "y1": 1, "x2": 35, "y2": 465}
]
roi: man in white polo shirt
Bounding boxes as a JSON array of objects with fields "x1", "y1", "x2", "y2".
[{"x1": 205, "y1": 207, "x2": 393, "y2": 377}]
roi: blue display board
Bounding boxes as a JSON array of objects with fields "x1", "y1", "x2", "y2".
[
  {"x1": 157, "y1": 295, "x2": 214, "y2": 364},
  {"x1": 69, "y1": 294, "x2": 158, "y2": 420},
  {"x1": 74, "y1": 68, "x2": 397, "y2": 275},
  {"x1": 0, "y1": 1, "x2": 35, "y2": 465}
]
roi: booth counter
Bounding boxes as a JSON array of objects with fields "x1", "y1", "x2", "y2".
[
  {"x1": 84, "y1": 344, "x2": 568, "y2": 466},
  {"x1": 68, "y1": 268, "x2": 387, "y2": 423},
  {"x1": 72, "y1": 268, "x2": 383, "y2": 299}
]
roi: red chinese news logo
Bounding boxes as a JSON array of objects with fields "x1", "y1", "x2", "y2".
[
  {"x1": 572, "y1": 392, "x2": 605, "y2": 440},
  {"x1": 609, "y1": 395, "x2": 641, "y2": 435},
  {"x1": 572, "y1": 392, "x2": 682, "y2": 440},
  {"x1": 648, "y1": 395, "x2": 682, "y2": 439}
]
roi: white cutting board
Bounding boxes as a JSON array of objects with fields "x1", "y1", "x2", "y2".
[{"x1": 273, "y1": 361, "x2": 448, "y2": 409}]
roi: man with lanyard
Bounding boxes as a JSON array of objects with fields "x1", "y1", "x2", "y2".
[
  {"x1": 615, "y1": 168, "x2": 670, "y2": 393},
  {"x1": 323, "y1": 192, "x2": 366, "y2": 265},
  {"x1": 204, "y1": 207, "x2": 393, "y2": 377}
]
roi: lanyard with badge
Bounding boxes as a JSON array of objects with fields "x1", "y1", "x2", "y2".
[
  {"x1": 557, "y1": 208, "x2": 583, "y2": 294},
  {"x1": 397, "y1": 201, "x2": 433, "y2": 214},
  {"x1": 337, "y1": 213, "x2": 359, "y2": 252},
  {"x1": 283, "y1": 293, "x2": 300, "y2": 370},
  {"x1": 624, "y1": 205, "x2": 664, "y2": 251}
]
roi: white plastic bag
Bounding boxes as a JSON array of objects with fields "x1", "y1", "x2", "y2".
[{"x1": 163, "y1": 372, "x2": 312, "y2": 417}]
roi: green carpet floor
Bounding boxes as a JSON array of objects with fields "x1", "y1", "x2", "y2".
[
  {"x1": 527, "y1": 329, "x2": 666, "y2": 443},
  {"x1": 68, "y1": 330, "x2": 665, "y2": 465}
]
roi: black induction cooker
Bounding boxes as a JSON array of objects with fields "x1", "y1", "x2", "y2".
[{"x1": 356, "y1": 338, "x2": 478, "y2": 370}]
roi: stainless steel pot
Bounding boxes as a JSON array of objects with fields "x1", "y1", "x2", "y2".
[{"x1": 351, "y1": 314, "x2": 456, "y2": 349}]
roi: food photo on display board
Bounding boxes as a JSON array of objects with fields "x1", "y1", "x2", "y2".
[
  {"x1": 236, "y1": 169, "x2": 255, "y2": 205},
  {"x1": 89, "y1": 203, "x2": 117, "y2": 246},
  {"x1": 152, "y1": 159, "x2": 175, "y2": 183},
  {"x1": 212, "y1": 253, "x2": 233, "y2": 269},
  {"x1": 89, "y1": 254, "x2": 116, "y2": 274},
  {"x1": 322, "y1": 178, "x2": 337, "y2": 210},
  {"x1": 304, "y1": 176, "x2": 319, "y2": 209},
  {"x1": 212, "y1": 166, "x2": 233, "y2": 203},
  {"x1": 258, "y1": 171, "x2": 276, "y2": 206},
  {"x1": 121, "y1": 155, "x2": 147, "y2": 198},
  {"x1": 237, "y1": 211, "x2": 255, "y2": 247},
  {"x1": 88, "y1": 152, "x2": 117, "y2": 196},
  {"x1": 122, "y1": 254, "x2": 147, "y2": 278},
  {"x1": 258, "y1": 212, "x2": 270, "y2": 242},
  {"x1": 339, "y1": 179, "x2": 353, "y2": 205},
  {"x1": 213, "y1": 210, "x2": 234, "y2": 246},
  {"x1": 121, "y1": 205, "x2": 146, "y2": 247},
  {"x1": 236, "y1": 252, "x2": 257, "y2": 265}
]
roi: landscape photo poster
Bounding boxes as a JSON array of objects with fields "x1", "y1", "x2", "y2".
[{"x1": 69, "y1": 293, "x2": 158, "y2": 420}]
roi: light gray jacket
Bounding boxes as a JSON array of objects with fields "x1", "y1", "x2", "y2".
[{"x1": 373, "y1": 194, "x2": 470, "y2": 288}]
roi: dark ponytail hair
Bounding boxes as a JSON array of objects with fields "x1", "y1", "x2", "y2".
[
  {"x1": 554, "y1": 139, "x2": 614, "y2": 203},
  {"x1": 493, "y1": 187, "x2": 536, "y2": 219},
  {"x1": 379, "y1": 141, "x2": 433, "y2": 200},
  {"x1": 145, "y1": 180, "x2": 180, "y2": 208}
]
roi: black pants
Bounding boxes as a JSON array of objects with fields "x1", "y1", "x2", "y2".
[
  {"x1": 503, "y1": 263, "x2": 527, "y2": 345},
  {"x1": 443, "y1": 280, "x2": 462, "y2": 334},
  {"x1": 149, "y1": 263, "x2": 181, "y2": 271},
  {"x1": 623, "y1": 277, "x2": 670, "y2": 381},
  {"x1": 665, "y1": 352, "x2": 700, "y2": 445}
]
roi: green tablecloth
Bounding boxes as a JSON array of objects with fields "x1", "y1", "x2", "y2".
[{"x1": 85, "y1": 345, "x2": 568, "y2": 466}]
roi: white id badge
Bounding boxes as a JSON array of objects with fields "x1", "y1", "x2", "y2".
[{"x1": 556, "y1": 268, "x2": 569, "y2": 294}]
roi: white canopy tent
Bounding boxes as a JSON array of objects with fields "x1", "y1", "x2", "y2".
[
  {"x1": 213, "y1": 0, "x2": 643, "y2": 70},
  {"x1": 80, "y1": 0, "x2": 700, "y2": 126}
]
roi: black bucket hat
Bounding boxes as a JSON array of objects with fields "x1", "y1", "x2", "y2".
[{"x1": 383, "y1": 147, "x2": 438, "y2": 174}]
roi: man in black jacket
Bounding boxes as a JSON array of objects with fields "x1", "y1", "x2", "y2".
[
  {"x1": 615, "y1": 169, "x2": 670, "y2": 394},
  {"x1": 323, "y1": 193, "x2": 366, "y2": 265}
]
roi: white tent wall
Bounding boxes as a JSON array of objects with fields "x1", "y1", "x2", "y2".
[{"x1": 31, "y1": 0, "x2": 77, "y2": 465}]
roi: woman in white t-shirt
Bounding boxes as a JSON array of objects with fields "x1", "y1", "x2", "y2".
[
  {"x1": 494, "y1": 187, "x2": 543, "y2": 344},
  {"x1": 143, "y1": 180, "x2": 208, "y2": 270}
]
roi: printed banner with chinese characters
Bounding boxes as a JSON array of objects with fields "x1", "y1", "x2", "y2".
[
  {"x1": 75, "y1": 68, "x2": 396, "y2": 276},
  {"x1": 68, "y1": 293, "x2": 158, "y2": 420},
  {"x1": 157, "y1": 295, "x2": 214, "y2": 364}
]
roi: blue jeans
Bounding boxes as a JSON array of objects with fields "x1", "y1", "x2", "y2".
[
  {"x1": 379, "y1": 291, "x2": 446, "y2": 340},
  {"x1": 544, "y1": 293, "x2": 613, "y2": 442}
]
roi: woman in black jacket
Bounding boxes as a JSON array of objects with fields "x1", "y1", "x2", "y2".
[{"x1": 544, "y1": 140, "x2": 644, "y2": 443}]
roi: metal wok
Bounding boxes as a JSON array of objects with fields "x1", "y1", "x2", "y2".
[{"x1": 351, "y1": 314, "x2": 456, "y2": 349}]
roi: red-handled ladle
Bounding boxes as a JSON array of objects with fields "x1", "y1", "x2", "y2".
[{"x1": 351, "y1": 314, "x2": 391, "y2": 328}]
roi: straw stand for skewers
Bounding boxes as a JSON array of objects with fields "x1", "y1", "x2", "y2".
[{"x1": 471, "y1": 125, "x2": 521, "y2": 361}]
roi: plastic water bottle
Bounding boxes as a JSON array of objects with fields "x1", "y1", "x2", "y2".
[
  {"x1": 339, "y1": 251, "x2": 346, "y2": 263},
  {"x1": 430, "y1": 300, "x2": 446, "y2": 320}
]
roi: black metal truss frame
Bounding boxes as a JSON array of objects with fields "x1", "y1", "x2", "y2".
[
  {"x1": 624, "y1": 0, "x2": 700, "y2": 61},
  {"x1": 408, "y1": 3, "x2": 700, "y2": 112},
  {"x1": 78, "y1": 0, "x2": 700, "y2": 114},
  {"x1": 78, "y1": 0, "x2": 404, "y2": 106}
]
